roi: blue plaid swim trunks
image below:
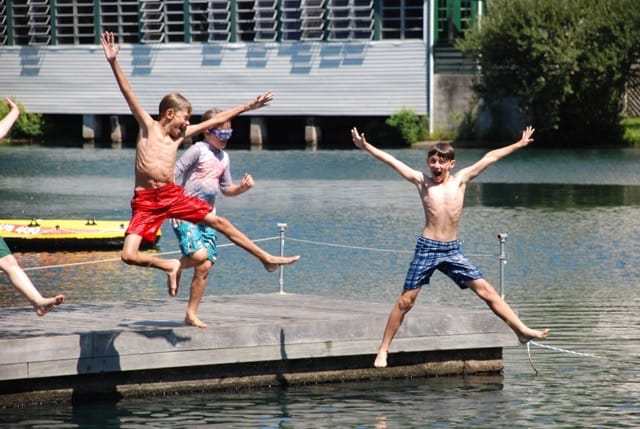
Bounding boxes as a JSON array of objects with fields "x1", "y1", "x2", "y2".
[{"x1": 403, "y1": 236, "x2": 483, "y2": 290}]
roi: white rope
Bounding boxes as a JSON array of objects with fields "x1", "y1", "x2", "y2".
[
  {"x1": 18, "y1": 234, "x2": 493, "y2": 272},
  {"x1": 286, "y1": 236, "x2": 496, "y2": 258},
  {"x1": 285, "y1": 237, "x2": 413, "y2": 254},
  {"x1": 20, "y1": 236, "x2": 280, "y2": 272},
  {"x1": 525, "y1": 340, "x2": 636, "y2": 374},
  {"x1": 529, "y1": 340, "x2": 601, "y2": 359}
]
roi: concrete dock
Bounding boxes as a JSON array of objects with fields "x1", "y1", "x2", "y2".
[{"x1": 0, "y1": 294, "x2": 515, "y2": 406}]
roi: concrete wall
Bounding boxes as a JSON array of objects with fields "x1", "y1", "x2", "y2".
[{"x1": 433, "y1": 73, "x2": 475, "y2": 133}]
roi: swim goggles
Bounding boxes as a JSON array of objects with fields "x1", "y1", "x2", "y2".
[{"x1": 209, "y1": 128, "x2": 233, "y2": 140}]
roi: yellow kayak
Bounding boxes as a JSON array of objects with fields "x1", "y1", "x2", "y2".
[{"x1": 0, "y1": 218, "x2": 161, "y2": 251}]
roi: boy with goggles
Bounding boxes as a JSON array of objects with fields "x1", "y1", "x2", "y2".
[{"x1": 171, "y1": 109, "x2": 254, "y2": 328}]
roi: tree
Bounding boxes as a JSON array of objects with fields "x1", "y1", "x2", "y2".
[{"x1": 457, "y1": 0, "x2": 640, "y2": 146}]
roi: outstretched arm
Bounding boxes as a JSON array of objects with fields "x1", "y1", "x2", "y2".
[
  {"x1": 101, "y1": 32, "x2": 153, "y2": 130},
  {"x1": 458, "y1": 126, "x2": 535, "y2": 184},
  {"x1": 0, "y1": 98, "x2": 20, "y2": 140},
  {"x1": 186, "y1": 91, "x2": 275, "y2": 137},
  {"x1": 351, "y1": 127, "x2": 423, "y2": 185}
]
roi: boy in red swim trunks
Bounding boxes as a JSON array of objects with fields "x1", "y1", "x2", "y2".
[{"x1": 101, "y1": 32, "x2": 300, "y2": 294}]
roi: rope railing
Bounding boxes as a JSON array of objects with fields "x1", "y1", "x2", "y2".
[
  {"x1": 19, "y1": 223, "x2": 510, "y2": 298},
  {"x1": 19, "y1": 236, "x2": 279, "y2": 272}
]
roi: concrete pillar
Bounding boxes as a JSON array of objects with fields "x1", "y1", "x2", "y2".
[
  {"x1": 110, "y1": 115, "x2": 123, "y2": 148},
  {"x1": 249, "y1": 117, "x2": 266, "y2": 151},
  {"x1": 82, "y1": 114, "x2": 100, "y2": 147},
  {"x1": 304, "y1": 117, "x2": 320, "y2": 151}
]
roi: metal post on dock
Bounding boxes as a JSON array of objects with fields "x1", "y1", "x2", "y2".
[
  {"x1": 277, "y1": 223, "x2": 288, "y2": 294},
  {"x1": 498, "y1": 233, "x2": 508, "y2": 299}
]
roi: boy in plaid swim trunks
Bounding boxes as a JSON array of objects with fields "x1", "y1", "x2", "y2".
[
  {"x1": 403, "y1": 236, "x2": 483, "y2": 291},
  {"x1": 101, "y1": 32, "x2": 299, "y2": 298},
  {"x1": 351, "y1": 125, "x2": 549, "y2": 368}
]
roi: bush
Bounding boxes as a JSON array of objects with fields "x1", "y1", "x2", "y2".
[
  {"x1": 0, "y1": 99, "x2": 45, "y2": 141},
  {"x1": 457, "y1": 0, "x2": 640, "y2": 146},
  {"x1": 386, "y1": 108, "x2": 430, "y2": 144},
  {"x1": 622, "y1": 117, "x2": 640, "y2": 145}
]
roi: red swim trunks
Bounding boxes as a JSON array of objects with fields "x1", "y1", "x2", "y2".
[{"x1": 126, "y1": 183, "x2": 212, "y2": 243}]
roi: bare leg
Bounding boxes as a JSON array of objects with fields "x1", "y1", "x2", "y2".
[
  {"x1": 177, "y1": 249, "x2": 210, "y2": 328},
  {"x1": 203, "y1": 214, "x2": 300, "y2": 270},
  {"x1": 467, "y1": 279, "x2": 549, "y2": 343},
  {"x1": 185, "y1": 259, "x2": 212, "y2": 328},
  {"x1": 0, "y1": 254, "x2": 64, "y2": 316},
  {"x1": 375, "y1": 288, "x2": 421, "y2": 368},
  {"x1": 121, "y1": 234, "x2": 181, "y2": 294}
]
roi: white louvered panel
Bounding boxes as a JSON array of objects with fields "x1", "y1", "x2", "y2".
[
  {"x1": 327, "y1": 0, "x2": 374, "y2": 41},
  {"x1": 300, "y1": 0, "x2": 325, "y2": 41},
  {"x1": 55, "y1": 0, "x2": 95, "y2": 45},
  {"x1": 100, "y1": 0, "x2": 139, "y2": 43},
  {"x1": 0, "y1": 0, "x2": 7, "y2": 46},
  {"x1": 253, "y1": 0, "x2": 278, "y2": 42},
  {"x1": 27, "y1": 0, "x2": 51, "y2": 45}
]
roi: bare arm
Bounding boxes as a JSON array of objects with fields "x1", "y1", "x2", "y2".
[
  {"x1": 221, "y1": 173, "x2": 254, "y2": 197},
  {"x1": 0, "y1": 98, "x2": 19, "y2": 140},
  {"x1": 101, "y1": 32, "x2": 154, "y2": 131},
  {"x1": 186, "y1": 91, "x2": 274, "y2": 138},
  {"x1": 458, "y1": 126, "x2": 535, "y2": 184},
  {"x1": 351, "y1": 127, "x2": 423, "y2": 185}
]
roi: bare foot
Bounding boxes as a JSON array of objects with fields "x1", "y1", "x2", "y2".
[
  {"x1": 185, "y1": 314, "x2": 208, "y2": 328},
  {"x1": 263, "y1": 255, "x2": 301, "y2": 273},
  {"x1": 36, "y1": 295, "x2": 65, "y2": 317},
  {"x1": 517, "y1": 328, "x2": 550, "y2": 344},
  {"x1": 166, "y1": 259, "x2": 181, "y2": 297},
  {"x1": 374, "y1": 350, "x2": 388, "y2": 368}
]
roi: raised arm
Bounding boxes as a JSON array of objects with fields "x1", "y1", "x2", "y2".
[
  {"x1": 351, "y1": 127, "x2": 423, "y2": 185},
  {"x1": 186, "y1": 91, "x2": 275, "y2": 138},
  {"x1": 101, "y1": 32, "x2": 153, "y2": 130},
  {"x1": 0, "y1": 98, "x2": 20, "y2": 140},
  {"x1": 458, "y1": 126, "x2": 535, "y2": 184}
]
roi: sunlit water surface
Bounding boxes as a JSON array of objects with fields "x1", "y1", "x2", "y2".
[{"x1": 0, "y1": 146, "x2": 639, "y2": 428}]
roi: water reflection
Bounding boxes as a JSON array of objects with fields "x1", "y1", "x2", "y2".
[
  {"x1": 0, "y1": 376, "x2": 507, "y2": 428},
  {"x1": 468, "y1": 183, "x2": 640, "y2": 208}
]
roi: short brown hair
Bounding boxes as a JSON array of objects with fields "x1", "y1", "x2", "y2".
[
  {"x1": 201, "y1": 108, "x2": 222, "y2": 122},
  {"x1": 428, "y1": 142, "x2": 455, "y2": 161},
  {"x1": 158, "y1": 92, "x2": 192, "y2": 117}
]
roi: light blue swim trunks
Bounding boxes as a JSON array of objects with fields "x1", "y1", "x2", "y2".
[{"x1": 171, "y1": 220, "x2": 217, "y2": 263}]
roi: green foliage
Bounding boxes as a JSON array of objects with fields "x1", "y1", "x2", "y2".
[
  {"x1": 386, "y1": 108, "x2": 430, "y2": 144},
  {"x1": 457, "y1": 0, "x2": 640, "y2": 146},
  {"x1": 622, "y1": 117, "x2": 640, "y2": 145},
  {"x1": 0, "y1": 99, "x2": 44, "y2": 141}
]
